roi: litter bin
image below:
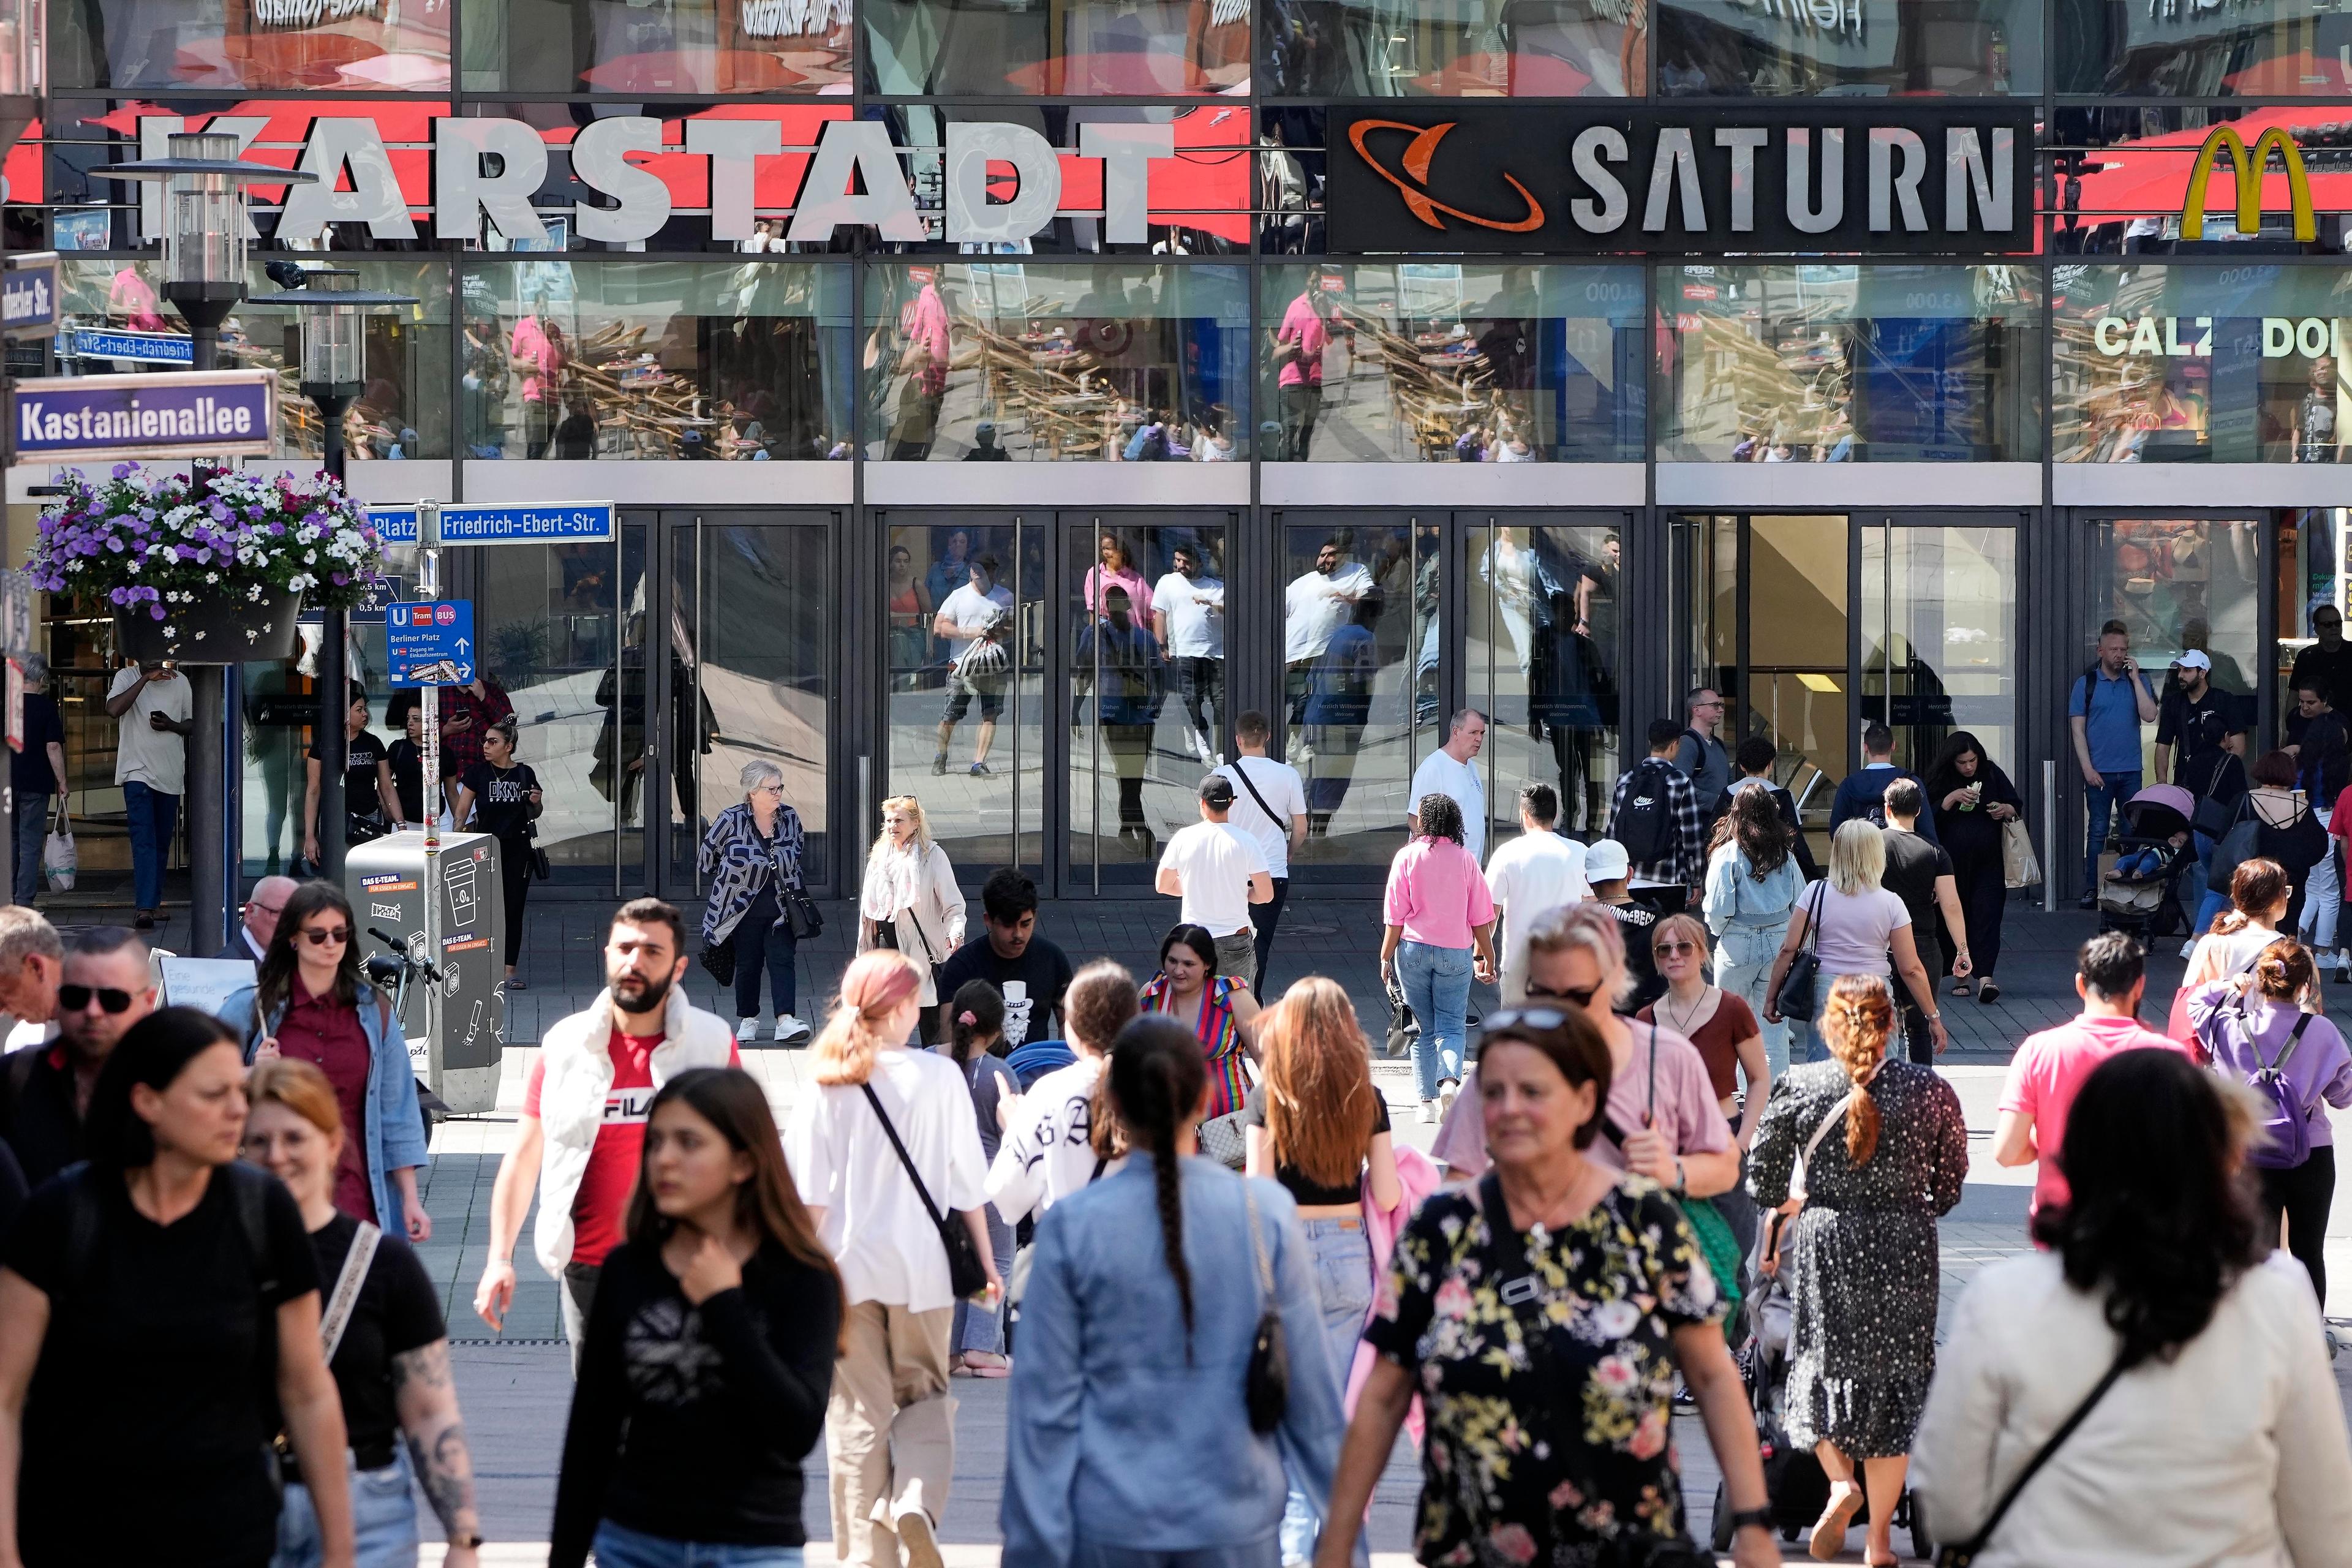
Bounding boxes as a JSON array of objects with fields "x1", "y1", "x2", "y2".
[{"x1": 348, "y1": 829, "x2": 505, "y2": 1114}]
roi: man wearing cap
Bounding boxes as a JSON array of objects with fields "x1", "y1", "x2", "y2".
[
  {"x1": 2154, "y1": 648, "x2": 2247, "y2": 790},
  {"x1": 963, "y1": 420, "x2": 1011, "y2": 461},
  {"x1": 1156, "y1": 775, "x2": 1275, "y2": 990}
]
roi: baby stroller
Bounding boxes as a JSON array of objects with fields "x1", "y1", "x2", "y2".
[
  {"x1": 2096, "y1": 783, "x2": 2198, "y2": 941},
  {"x1": 1710, "y1": 1214, "x2": 1934, "y2": 1559}
]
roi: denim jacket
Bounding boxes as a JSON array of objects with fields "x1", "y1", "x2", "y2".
[
  {"x1": 219, "y1": 980, "x2": 429, "y2": 1234},
  {"x1": 1703, "y1": 842, "x2": 1804, "y2": 933},
  {"x1": 1002, "y1": 1157, "x2": 1346, "y2": 1566}
]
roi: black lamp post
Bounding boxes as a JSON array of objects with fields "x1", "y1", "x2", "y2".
[
  {"x1": 95, "y1": 132, "x2": 317, "y2": 952},
  {"x1": 251, "y1": 266, "x2": 418, "y2": 883}
]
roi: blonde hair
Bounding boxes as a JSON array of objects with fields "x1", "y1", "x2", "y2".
[
  {"x1": 246, "y1": 1057, "x2": 344, "y2": 1145},
  {"x1": 1828, "y1": 818, "x2": 1887, "y2": 896},
  {"x1": 1820, "y1": 974, "x2": 1893, "y2": 1164},
  {"x1": 1258, "y1": 978, "x2": 1379, "y2": 1189},
  {"x1": 1524, "y1": 901, "x2": 1629, "y2": 1005},
  {"x1": 1650, "y1": 913, "x2": 1709, "y2": 964},
  {"x1": 872, "y1": 795, "x2": 933, "y2": 861},
  {"x1": 812, "y1": 950, "x2": 922, "y2": 1086}
]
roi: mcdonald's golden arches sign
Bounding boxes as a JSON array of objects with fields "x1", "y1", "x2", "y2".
[{"x1": 2182, "y1": 125, "x2": 2316, "y2": 243}]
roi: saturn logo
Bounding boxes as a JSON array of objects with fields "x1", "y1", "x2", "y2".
[{"x1": 1347, "y1": 119, "x2": 1546, "y2": 234}]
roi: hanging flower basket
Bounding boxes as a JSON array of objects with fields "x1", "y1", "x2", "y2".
[{"x1": 26, "y1": 464, "x2": 388, "y2": 667}]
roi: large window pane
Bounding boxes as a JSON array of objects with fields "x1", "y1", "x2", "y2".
[
  {"x1": 1657, "y1": 0, "x2": 2040, "y2": 94},
  {"x1": 2052, "y1": 108, "x2": 2352, "y2": 255},
  {"x1": 461, "y1": 261, "x2": 851, "y2": 461},
  {"x1": 1466, "y1": 521, "x2": 1623, "y2": 840},
  {"x1": 2088, "y1": 518, "x2": 2262, "y2": 778},
  {"x1": 2058, "y1": 0, "x2": 2352, "y2": 94},
  {"x1": 2054, "y1": 266, "x2": 2352, "y2": 464},
  {"x1": 863, "y1": 263, "x2": 1250, "y2": 462},
  {"x1": 462, "y1": 0, "x2": 850, "y2": 92},
  {"x1": 1657, "y1": 265, "x2": 2043, "y2": 462},
  {"x1": 869, "y1": 0, "x2": 1245, "y2": 91},
  {"x1": 1259, "y1": 264, "x2": 1643, "y2": 463},
  {"x1": 1261, "y1": 0, "x2": 1648, "y2": 95},
  {"x1": 1859, "y1": 526, "x2": 2018, "y2": 778},
  {"x1": 57, "y1": 0, "x2": 451, "y2": 90}
]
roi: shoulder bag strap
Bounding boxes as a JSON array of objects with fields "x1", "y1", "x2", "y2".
[
  {"x1": 1790, "y1": 1093, "x2": 1851, "y2": 1205},
  {"x1": 859, "y1": 1082, "x2": 948, "y2": 1227},
  {"x1": 320, "y1": 1222, "x2": 381, "y2": 1364},
  {"x1": 1942, "y1": 1351, "x2": 2132, "y2": 1566},
  {"x1": 1231, "y1": 758, "x2": 1281, "y2": 827},
  {"x1": 1805, "y1": 880, "x2": 1828, "y2": 954}
]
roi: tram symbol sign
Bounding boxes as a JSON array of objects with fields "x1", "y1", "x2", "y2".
[{"x1": 386, "y1": 598, "x2": 476, "y2": 687}]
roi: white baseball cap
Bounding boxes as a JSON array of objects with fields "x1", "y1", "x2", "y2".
[
  {"x1": 2174, "y1": 649, "x2": 2212, "y2": 673},
  {"x1": 1583, "y1": 839, "x2": 1630, "y2": 881}
]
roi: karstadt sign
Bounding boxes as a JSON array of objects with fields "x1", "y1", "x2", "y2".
[{"x1": 122, "y1": 111, "x2": 1186, "y2": 247}]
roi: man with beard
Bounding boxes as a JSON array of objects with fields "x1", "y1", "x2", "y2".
[
  {"x1": 473, "y1": 899, "x2": 737, "y2": 1371},
  {"x1": 0, "y1": 925, "x2": 149, "y2": 1193}
]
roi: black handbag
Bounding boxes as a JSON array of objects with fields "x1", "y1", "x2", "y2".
[
  {"x1": 1931, "y1": 1349, "x2": 2131, "y2": 1567},
  {"x1": 698, "y1": 940, "x2": 737, "y2": 986},
  {"x1": 1775, "y1": 881, "x2": 1828, "y2": 1024},
  {"x1": 1240, "y1": 1181, "x2": 1289, "y2": 1434},
  {"x1": 861, "y1": 1083, "x2": 990, "y2": 1300},
  {"x1": 785, "y1": 884, "x2": 824, "y2": 940},
  {"x1": 2192, "y1": 752, "x2": 2247, "y2": 839}
]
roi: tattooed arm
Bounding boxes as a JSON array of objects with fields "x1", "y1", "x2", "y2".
[{"x1": 391, "y1": 1339, "x2": 481, "y2": 1568}]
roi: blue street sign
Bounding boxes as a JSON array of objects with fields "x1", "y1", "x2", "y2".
[
  {"x1": 386, "y1": 599, "x2": 477, "y2": 687},
  {"x1": 366, "y1": 506, "x2": 419, "y2": 545},
  {"x1": 57, "y1": 327, "x2": 194, "y2": 364},
  {"x1": 13, "y1": 369, "x2": 274, "y2": 462},
  {"x1": 435, "y1": 502, "x2": 615, "y2": 545},
  {"x1": 3, "y1": 260, "x2": 58, "y2": 340}
]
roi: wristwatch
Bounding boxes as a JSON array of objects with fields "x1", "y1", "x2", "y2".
[
  {"x1": 1727, "y1": 1507, "x2": 1774, "y2": 1534},
  {"x1": 1672, "y1": 1156, "x2": 1688, "y2": 1194},
  {"x1": 449, "y1": 1533, "x2": 485, "y2": 1550}
]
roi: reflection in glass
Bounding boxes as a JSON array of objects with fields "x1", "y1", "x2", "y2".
[
  {"x1": 886, "y1": 521, "x2": 1046, "y2": 878},
  {"x1": 669, "y1": 525, "x2": 830, "y2": 892},
  {"x1": 58, "y1": 0, "x2": 452, "y2": 90},
  {"x1": 1069, "y1": 524, "x2": 1231, "y2": 885},
  {"x1": 1261, "y1": 0, "x2": 1647, "y2": 94},
  {"x1": 59, "y1": 260, "x2": 451, "y2": 460},
  {"x1": 2057, "y1": 0, "x2": 2352, "y2": 94},
  {"x1": 1467, "y1": 524, "x2": 1622, "y2": 841},
  {"x1": 2089, "y1": 517, "x2": 2263, "y2": 775},
  {"x1": 1261, "y1": 265, "x2": 1644, "y2": 463},
  {"x1": 1859, "y1": 527, "x2": 2016, "y2": 777},
  {"x1": 2277, "y1": 510, "x2": 2352, "y2": 739},
  {"x1": 461, "y1": 261, "x2": 851, "y2": 461},
  {"x1": 2051, "y1": 108, "x2": 2352, "y2": 253},
  {"x1": 864, "y1": 263, "x2": 1250, "y2": 461},
  {"x1": 1657, "y1": 0, "x2": 2040, "y2": 95},
  {"x1": 2054, "y1": 266, "x2": 2352, "y2": 464},
  {"x1": 462, "y1": 0, "x2": 850, "y2": 92},
  {"x1": 1283, "y1": 523, "x2": 1441, "y2": 869},
  {"x1": 867, "y1": 0, "x2": 1246, "y2": 92},
  {"x1": 1657, "y1": 265, "x2": 2043, "y2": 462}
]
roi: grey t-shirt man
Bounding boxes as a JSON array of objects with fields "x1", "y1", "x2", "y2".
[{"x1": 1674, "y1": 729, "x2": 1732, "y2": 818}]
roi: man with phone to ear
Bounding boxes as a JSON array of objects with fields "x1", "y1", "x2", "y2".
[
  {"x1": 104, "y1": 659, "x2": 193, "y2": 930},
  {"x1": 2068, "y1": 620, "x2": 2158, "y2": 909}
]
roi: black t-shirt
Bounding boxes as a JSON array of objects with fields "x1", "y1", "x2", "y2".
[
  {"x1": 461, "y1": 760, "x2": 540, "y2": 840},
  {"x1": 4, "y1": 1166, "x2": 320, "y2": 1568},
  {"x1": 306, "y1": 1213, "x2": 445, "y2": 1468},
  {"x1": 549, "y1": 1237, "x2": 842, "y2": 1568},
  {"x1": 2291, "y1": 642, "x2": 2352, "y2": 712},
  {"x1": 1241, "y1": 1082, "x2": 1392, "y2": 1207},
  {"x1": 933, "y1": 935, "x2": 1077, "y2": 1049},
  {"x1": 10, "y1": 693, "x2": 62, "y2": 798},
  {"x1": 2156, "y1": 684, "x2": 2241, "y2": 788},
  {"x1": 1606, "y1": 897, "x2": 1665, "y2": 1012},
  {"x1": 1880, "y1": 828, "x2": 1953, "y2": 932},
  {"x1": 309, "y1": 729, "x2": 390, "y2": 818},
  {"x1": 386, "y1": 737, "x2": 428, "y2": 824}
]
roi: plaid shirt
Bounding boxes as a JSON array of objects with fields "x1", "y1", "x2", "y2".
[
  {"x1": 1610, "y1": 758, "x2": 1705, "y2": 887},
  {"x1": 437, "y1": 677, "x2": 514, "y2": 780}
]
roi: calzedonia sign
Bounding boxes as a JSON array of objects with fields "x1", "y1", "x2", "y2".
[{"x1": 1328, "y1": 105, "x2": 2036, "y2": 257}]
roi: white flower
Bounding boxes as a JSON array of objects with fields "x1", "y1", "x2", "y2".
[
  {"x1": 193, "y1": 630, "x2": 206, "y2": 641},
  {"x1": 205, "y1": 573, "x2": 219, "y2": 584}
]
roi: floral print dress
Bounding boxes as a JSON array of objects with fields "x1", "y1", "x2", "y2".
[{"x1": 1362, "y1": 1170, "x2": 1724, "y2": 1566}]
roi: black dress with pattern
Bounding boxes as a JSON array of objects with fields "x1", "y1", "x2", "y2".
[{"x1": 1744, "y1": 1059, "x2": 1967, "y2": 1459}]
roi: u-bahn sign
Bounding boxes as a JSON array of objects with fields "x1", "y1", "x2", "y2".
[{"x1": 1328, "y1": 105, "x2": 2037, "y2": 256}]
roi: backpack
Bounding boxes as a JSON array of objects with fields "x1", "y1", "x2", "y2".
[
  {"x1": 1612, "y1": 759, "x2": 1680, "y2": 868},
  {"x1": 2224, "y1": 1005, "x2": 2315, "y2": 1170}
]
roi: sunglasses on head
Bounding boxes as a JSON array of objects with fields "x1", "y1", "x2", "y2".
[
  {"x1": 1654, "y1": 940, "x2": 1699, "y2": 957},
  {"x1": 59, "y1": 984, "x2": 137, "y2": 1014},
  {"x1": 299, "y1": 925, "x2": 350, "y2": 948}
]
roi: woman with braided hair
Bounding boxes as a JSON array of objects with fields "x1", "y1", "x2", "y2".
[
  {"x1": 1746, "y1": 974, "x2": 1967, "y2": 1567},
  {"x1": 1002, "y1": 1014, "x2": 1348, "y2": 1567}
]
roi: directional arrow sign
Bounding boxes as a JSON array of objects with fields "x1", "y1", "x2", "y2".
[
  {"x1": 385, "y1": 599, "x2": 478, "y2": 688},
  {"x1": 434, "y1": 502, "x2": 615, "y2": 545}
]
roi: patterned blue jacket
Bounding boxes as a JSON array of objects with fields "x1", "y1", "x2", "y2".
[{"x1": 698, "y1": 800, "x2": 805, "y2": 944}]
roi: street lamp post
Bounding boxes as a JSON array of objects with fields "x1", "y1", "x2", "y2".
[
  {"x1": 251, "y1": 266, "x2": 418, "y2": 884},
  {"x1": 96, "y1": 132, "x2": 315, "y2": 952}
]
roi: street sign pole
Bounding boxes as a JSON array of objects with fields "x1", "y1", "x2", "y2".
[{"x1": 418, "y1": 502, "x2": 443, "y2": 1069}]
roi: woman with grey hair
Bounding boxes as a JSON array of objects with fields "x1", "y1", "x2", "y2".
[{"x1": 699, "y1": 758, "x2": 811, "y2": 1043}]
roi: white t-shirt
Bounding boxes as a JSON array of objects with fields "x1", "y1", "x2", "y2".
[
  {"x1": 1153, "y1": 571, "x2": 1226, "y2": 658},
  {"x1": 938, "y1": 581, "x2": 1013, "y2": 635},
  {"x1": 1800, "y1": 880, "x2": 1912, "y2": 978},
  {"x1": 1409, "y1": 747, "x2": 1488, "y2": 862},
  {"x1": 108, "y1": 666, "x2": 192, "y2": 795},
  {"x1": 1158, "y1": 819, "x2": 1269, "y2": 935},
  {"x1": 1484, "y1": 830, "x2": 1591, "y2": 980},
  {"x1": 984, "y1": 1055, "x2": 1107, "y2": 1224},
  {"x1": 1284, "y1": 562, "x2": 1374, "y2": 663},
  {"x1": 1216, "y1": 756, "x2": 1306, "y2": 878},
  {"x1": 783, "y1": 1046, "x2": 989, "y2": 1313}
]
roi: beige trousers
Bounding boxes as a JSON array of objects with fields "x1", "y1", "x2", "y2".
[{"x1": 827, "y1": 1300, "x2": 957, "y2": 1566}]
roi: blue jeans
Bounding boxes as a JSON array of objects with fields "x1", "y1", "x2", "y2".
[
  {"x1": 2196, "y1": 886, "x2": 2231, "y2": 935},
  {"x1": 1396, "y1": 940, "x2": 1471, "y2": 1101},
  {"x1": 954, "y1": 1197, "x2": 1016, "y2": 1354},
  {"x1": 273, "y1": 1448, "x2": 419, "y2": 1568},
  {"x1": 1713, "y1": 920, "x2": 1791, "y2": 1079},
  {"x1": 592, "y1": 1520, "x2": 807, "y2": 1568},
  {"x1": 1075, "y1": 1537, "x2": 1280, "y2": 1568},
  {"x1": 2083, "y1": 768, "x2": 2142, "y2": 890},
  {"x1": 730, "y1": 884, "x2": 799, "y2": 1019},
  {"x1": 123, "y1": 780, "x2": 178, "y2": 913},
  {"x1": 12, "y1": 791, "x2": 46, "y2": 903},
  {"x1": 1280, "y1": 1218, "x2": 1374, "y2": 1567}
]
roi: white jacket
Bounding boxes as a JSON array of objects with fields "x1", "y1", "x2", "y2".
[
  {"x1": 532, "y1": 986, "x2": 735, "y2": 1275},
  {"x1": 857, "y1": 842, "x2": 966, "y2": 1005}
]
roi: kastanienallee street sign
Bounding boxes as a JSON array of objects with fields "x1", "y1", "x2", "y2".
[{"x1": 1327, "y1": 105, "x2": 2037, "y2": 256}]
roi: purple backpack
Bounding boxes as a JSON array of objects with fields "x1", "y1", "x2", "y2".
[{"x1": 2228, "y1": 1003, "x2": 2314, "y2": 1170}]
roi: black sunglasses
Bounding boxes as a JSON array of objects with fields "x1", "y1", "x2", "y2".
[
  {"x1": 59, "y1": 984, "x2": 137, "y2": 1014},
  {"x1": 1521, "y1": 982, "x2": 1603, "y2": 1009}
]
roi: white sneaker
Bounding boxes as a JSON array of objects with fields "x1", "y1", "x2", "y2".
[
  {"x1": 2180, "y1": 939, "x2": 2198, "y2": 960},
  {"x1": 736, "y1": 1016, "x2": 760, "y2": 1042},
  {"x1": 2337, "y1": 948, "x2": 2351, "y2": 979},
  {"x1": 774, "y1": 1013, "x2": 810, "y2": 1042},
  {"x1": 1418, "y1": 1098, "x2": 1438, "y2": 1125},
  {"x1": 1439, "y1": 1079, "x2": 1459, "y2": 1119}
]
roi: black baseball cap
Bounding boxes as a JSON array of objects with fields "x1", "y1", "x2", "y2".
[{"x1": 1199, "y1": 774, "x2": 1235, "y2": 807}]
